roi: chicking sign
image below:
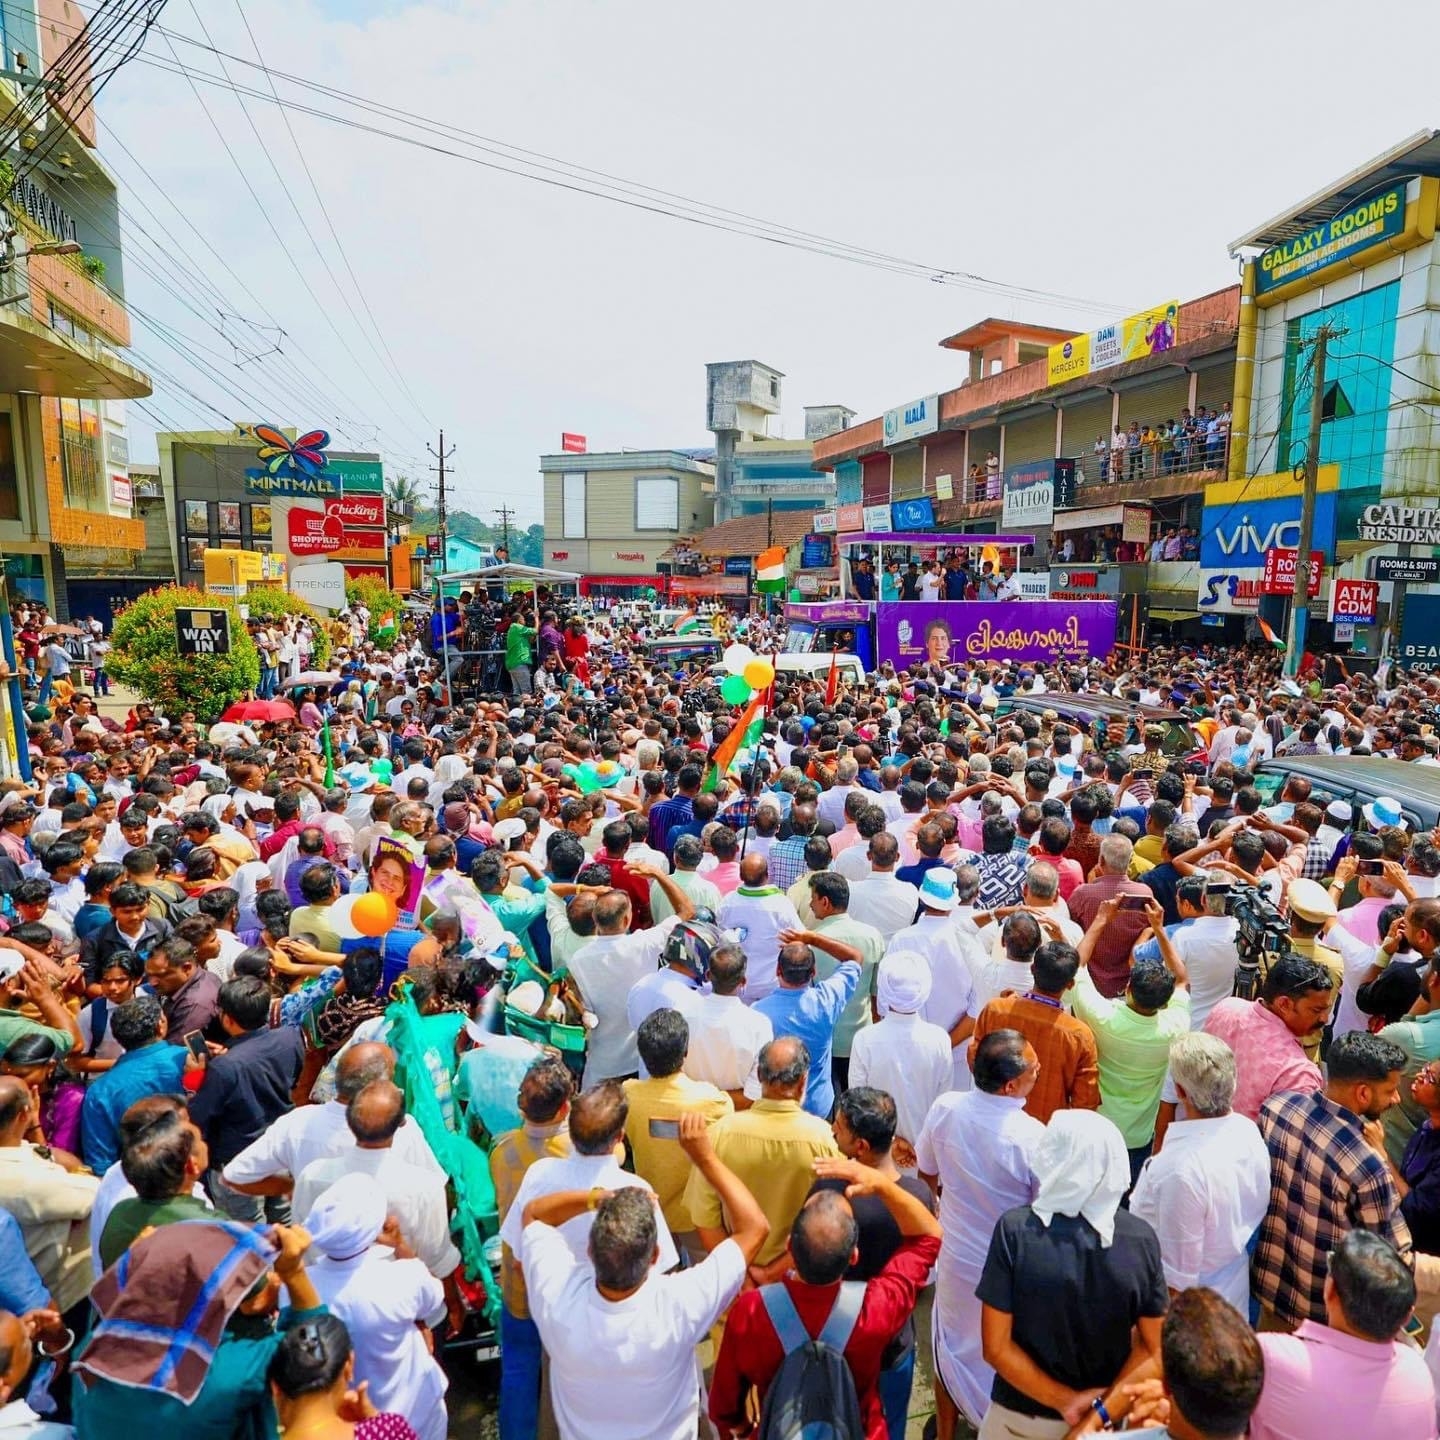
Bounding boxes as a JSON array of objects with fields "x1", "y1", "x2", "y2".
[{"x1": 1357, "y1": 501, "x2": 1440, "y2": 544}]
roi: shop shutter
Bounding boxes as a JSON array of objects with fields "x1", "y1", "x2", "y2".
[
  {"x1": 1058, "y1": 397, "x2": 1115, "y2": 469},
  {"x1": 835, "y1": 460, "x2": 862, "y2": 506},
  {"x1": 1194, "y1": 361, "x2": 1236, "y2": 414},
  {"x1": 923, "y1": 433, "x2": 967, "y2": 497},
  {"x1": 890, "y1": 445, "x2": 923, "y2": 500},
  {"x1": 1001, "y1": 413, "x2": 1057, "y2": 470},
  {"x1": 862, "y1": 454, "x2": 891, "y2": 506},
  {"x1": 1115, "y1": 373, "x2": 1191, "y2": 432}
]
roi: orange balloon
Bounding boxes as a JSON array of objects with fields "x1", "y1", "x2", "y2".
[{"x1": 352, "y1": 891, "x2": 398, "y2": 937}]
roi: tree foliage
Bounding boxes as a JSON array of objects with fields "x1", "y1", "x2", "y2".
[
  {"x1": 409, "y1": 509, "x2": 543, "y2": 566},
  {"x1": 107, "y1": 586, "x2": 259, "y2": 722},
  {"x1": 344, "y1": 575, "x2": 408, "y2": 640},
  {"x1": 241, "y1": 588, "x2": 332, "y2": 670}
]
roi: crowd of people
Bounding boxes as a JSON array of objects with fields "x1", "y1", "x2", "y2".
[{"x1": 2, "y1": 597, "x2": 1440, "y2": 1439}]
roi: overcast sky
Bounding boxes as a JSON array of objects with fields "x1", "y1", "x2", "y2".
[{"x1": 99, "y1": 0, "x2": 1440, "y2": 524}]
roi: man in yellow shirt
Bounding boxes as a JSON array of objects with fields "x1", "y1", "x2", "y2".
[
  {"x1": 684, "y1": 1034, "x2": 838, "y2": 1276},
  {"x1": 623, "y1": 1008, "x2": 731, "y2": 1262}
]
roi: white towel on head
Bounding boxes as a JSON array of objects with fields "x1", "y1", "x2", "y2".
[{"x1": 1030, "y1": 1109, "x2": 1130, "y2": 1247}]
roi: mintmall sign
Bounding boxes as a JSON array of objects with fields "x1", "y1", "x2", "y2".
[{"x1": 1357, "y1": 501, "x2": 1440, "y2": 545}]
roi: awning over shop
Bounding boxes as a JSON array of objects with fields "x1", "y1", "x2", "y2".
[
  {"x1": 1052, "y1": 503, "x2": 1153, "y2": 533},
  {"x1": 836, "y1": 531, "x2": 1036, "y2": 546}
]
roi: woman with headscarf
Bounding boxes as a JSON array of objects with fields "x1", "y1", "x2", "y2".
[
  {"x1": 974, "y1": 1110, "x2": 1168, "y2": 1438},
  {"x1": 74, "y1": 1219, "x2": 326, "y2": 1439},
  {"x1": 233, "y1": 860, "x2": 274, "y2": 941},
  {"x1": 848, "y1": 950, "x2": 954, "y2": 1169},
  {"x1": 300, "y1": 1174, "x2": 447, "y2": 1440}
]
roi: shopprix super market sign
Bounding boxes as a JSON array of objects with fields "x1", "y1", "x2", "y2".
[{"x1": 1256, "y1": 183, "x2": 1406, "y2": 295}]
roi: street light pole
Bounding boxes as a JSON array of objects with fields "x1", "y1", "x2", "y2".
[{"x1": 1286, "y1": 325, "x2": 1341, "y2": 678}]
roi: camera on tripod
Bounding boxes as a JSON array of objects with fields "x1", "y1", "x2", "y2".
[{"x1": 1226, "y1": 882, "x2": 1289, "y2": 1000}]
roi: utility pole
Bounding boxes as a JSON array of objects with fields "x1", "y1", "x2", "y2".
[
  {"x1": 494, "y1": 504, "x2": 515, "y2": 556},
  {"x1": 428, "y1": 430, "x2": 456, "y2": 693},
  {"x1": 1287, "y1": 326, "x2": 1342, "y2": 677}
]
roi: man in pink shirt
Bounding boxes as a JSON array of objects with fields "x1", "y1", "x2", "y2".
[
  {"x1": 703, "y1": 826, "x2": 742, "y2": 896},
  {"x1": 1203, "y1": 953, "x2": 1331, "y2": 1121},
  {"x1": 1333, "y1": 848, "x2": 1403, "y2": 947},
  {"x1": 828, "y1": 790, "x2": 869, "y2": 859},
  {"x1": 1251, "y1": 1230, "x2": 1436, "y2": 1440}
]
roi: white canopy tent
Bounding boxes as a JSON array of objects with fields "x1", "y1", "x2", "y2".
[{"x1": 432, "y1": 562, "x2": 583, "y2": 687}]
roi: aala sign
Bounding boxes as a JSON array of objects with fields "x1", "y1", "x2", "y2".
[{"x1": 1357, "y1": 501, "x2": 1440, "y2": 545}]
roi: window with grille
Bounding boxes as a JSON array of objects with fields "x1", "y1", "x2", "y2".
[
  {"x1": 562, "y1": 472, "x2": 586, "y2": 538},
  {"x1": 58, "y1": 397, "x2": 102, "y2": 508},
  {"x1": 635, "y1": 476, "x2": 679, "y2": 530}
]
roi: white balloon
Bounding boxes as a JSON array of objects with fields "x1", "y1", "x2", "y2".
[
  {"x1": 328, "y1": 892, "x2": 362, "y2": 941},
  {"x1": 723, "y1": 642, "x2": 757, "y2": 676}
]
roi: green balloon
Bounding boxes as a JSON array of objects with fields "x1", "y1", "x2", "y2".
[{"x1": 721, "y1": 674, "x2": 753, "y2": 705}]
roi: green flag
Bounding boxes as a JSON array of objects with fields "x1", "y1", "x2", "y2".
[{"x1": 321, "y1": 718, "x2": 335, "y2": 789}]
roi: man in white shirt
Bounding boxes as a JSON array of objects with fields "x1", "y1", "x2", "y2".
[
  {"x1": 993, "y1": 566, "x2": 1023, "y2": 602},
  {"x1": 815, "y1": 758, "x2": 860, "y2": 833},
  {"x1": 850, "y1": 951, "x2": 952, "y2": 1161},
  {"x1": 222, "y1": 1042, "x2": 440, "y2": 1200},
  {"x1": 569, "y1": 891, "x2": 685, "y2": 1085},
  {"x1": 716, "y1": 855, "x2": 802, "y2": 1005},
  {"x1": 916, "y1": 1030, "x2": 1044, "y2": 1433},
  {"x1": 1130, "y1": 1031, "x2": 1269, "y2": 1313},
  {"x1": 847, "y1": 834, "x2": 921, "y2": 940},
  {"x1": 918, "y1": 563, "x2": 942, "y2": 603},
  {"x1": 521, "y1": 1111, "x2": 766, "y2": 1440},
  {"x1": 683, "y1": 944, "x2": 772, "y2": 1108},
  {"x1": 501, "y1": 1082, "x2": 679, "y2": 1279},
  {"x1": 293, "y1": 1080, "x2": 460, "y2": 1285},
  {"x1": 884, "y1": 867, "x2": 982, "y2": 1088}
]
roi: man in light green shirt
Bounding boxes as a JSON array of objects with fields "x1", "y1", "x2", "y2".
[
  {"x1": 652, "y1": 835, "x2": 722, "y2": 921},
  {"x1": 807, "y1": 872, "x2": 886, "y2": 1091},
  {"x1": 1069, "y1": 895, "x2": 1190, "y2": 1175}
]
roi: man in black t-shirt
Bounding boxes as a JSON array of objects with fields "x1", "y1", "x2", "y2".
[{"x1": 808, "y1": 1086, "x2": 935, "y2": 1440}]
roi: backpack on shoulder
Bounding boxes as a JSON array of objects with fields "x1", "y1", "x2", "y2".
[{"x1": 756, "y1": 1280, "x2": 866, "y2": 1440}]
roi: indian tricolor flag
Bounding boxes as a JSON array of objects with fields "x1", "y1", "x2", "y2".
[
  {"x1": 1257, "y1": 617, "x2": 1286, "y2": 649},
  {"x1": 671, "y1": 610, "x2": 702, "y2": 635},
  {"x1": 756, "y1": 545, "x2": 786, "y2": 593}
]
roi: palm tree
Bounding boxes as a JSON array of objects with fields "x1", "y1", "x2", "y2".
[{"x1": 385, "y1": 473, "x2": 424, "y2": 522}]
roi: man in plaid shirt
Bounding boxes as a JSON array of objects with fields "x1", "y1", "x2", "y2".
[{"x1": 1254, "y1": 1030, "x2": 1411, "y2": 1328}]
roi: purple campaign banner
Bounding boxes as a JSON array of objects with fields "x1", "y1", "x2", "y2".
[
  {"x1": 876, "y1": 600, "x2": 1117, "y2": 668},
  {"x1": 785, "y1": 600, "x2": 872, "y2": 624}
]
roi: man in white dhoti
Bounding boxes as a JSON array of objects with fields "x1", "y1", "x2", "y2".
[
  {"x1": 302, "y1": 1172, "x2": 450, "y2": 1440},
  {"x1": 916, "y1": 1028, "x2": 1044, "y2": 1436},
  {"x1": 884, "y1": 867, "x2": 983, "y2": 1088},
  {"x1": 849, "y1": 950, "x2": 954, "y2": 1168}
]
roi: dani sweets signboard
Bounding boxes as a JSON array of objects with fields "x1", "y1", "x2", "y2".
[{"x1": 876, "y1": 600, "x2": 1116, "y2": 668}]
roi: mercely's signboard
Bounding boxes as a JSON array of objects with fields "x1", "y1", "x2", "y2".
[
  {"x1": 882, "y1": 395, "x2": 940, "y2": 449},
  {"x1": 1357, "y1": 501, "x2": 1440, "y2": 545},
  {"x1": 1256, "y1": 183, "x2": 1407, "y2": 298}
]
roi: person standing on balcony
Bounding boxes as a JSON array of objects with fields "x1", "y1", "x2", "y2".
[
  {"x1": 1093, "y1": 434, "x2": 1109, "y2": 483},
  {"x1": 1126, "y1": 420, "x2": 1143, "y2": 480},
  {"x1": 1111, "y1": 425, "x2": 1127, "y2": 483},
  {"x1": 985, "y1": 451, "x2": 1001, "y2": 499}
]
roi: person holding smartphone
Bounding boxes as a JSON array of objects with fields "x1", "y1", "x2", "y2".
[{"x1": 1069, "y1": 893, "x2": 1191, "y2": 1187}]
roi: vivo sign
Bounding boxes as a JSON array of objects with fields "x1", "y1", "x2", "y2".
[{"x1": 1199, "y1": 492, "x2": 1338, "y2": 570}]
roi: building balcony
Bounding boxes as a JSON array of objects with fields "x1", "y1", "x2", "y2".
[{"x1": 0, "y1": 299, "x2": 148, "y2": 399}]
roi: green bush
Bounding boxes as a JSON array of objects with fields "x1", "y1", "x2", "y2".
[
  {"x1": 108, "y1": 586, "x2": 259, "y2": 722},
  {"x1": 242, "y1": 587, "x2": 331, "y2": 670},
  {"x1": 345, "y1": 575, "x2": 407, "y2": 640}
]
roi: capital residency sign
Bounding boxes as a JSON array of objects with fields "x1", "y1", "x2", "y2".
[
  {"x1": 876, "y1": 600, "x2": 1116, "y2": 668},
  {"x1": 1199, "y1": 465, "x2": 1340, "y2": 569}
]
